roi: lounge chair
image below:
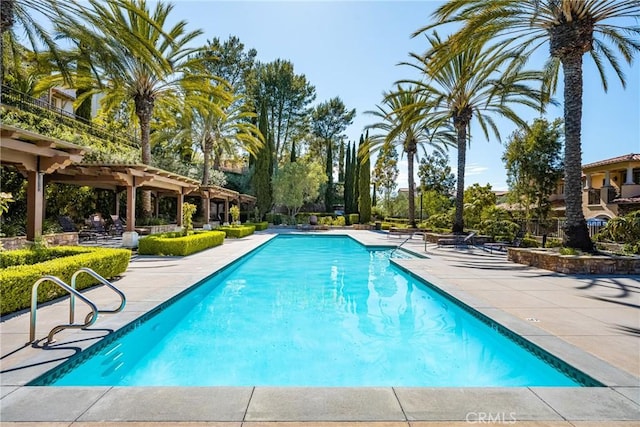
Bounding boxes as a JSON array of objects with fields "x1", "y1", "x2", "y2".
[
  {"x1": 437, "y1": 232, "x2": 476, "y2": 248},
  {"x1": 58, "y1": 215, "x2": 78, "y2": 232},
  {"x1": 481, "y1": 236, "x2": 522, "y2": 253},
  {"x1": 109, "y1": 215, "x2": 125, "y2": 237},
  {"x1": 82, "y1": 214, "x2": 110, "y2": 241}
]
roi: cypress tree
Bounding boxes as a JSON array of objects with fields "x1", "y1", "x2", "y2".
[
  {"x1": 253, "y1": 101, "x2": 273, "y2": 219},
  {"x1": 353, "y1": 139, "x2": 360, "y2": 214},
  {"x1": 344, "y1": 142, "x2": 352, "y2": 214},
  {"x1": 290, "y1": 140, "x2": 297, "y2": 162},
  {"x1": 324, "y1": 140, "x2": 333, "y2": 212},
  {"x1": 358, "y1": 132, "x2": 371, "y2": 223},
  {"x1": 338, "y1": 141, "x2": 345, "y2": 182}
]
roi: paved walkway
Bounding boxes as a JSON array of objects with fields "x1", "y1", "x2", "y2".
[{"x1": 1, "y1": 229, "x2": 638, "y2": 425}]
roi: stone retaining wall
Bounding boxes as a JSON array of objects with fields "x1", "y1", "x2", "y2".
[
  {"x1": 0, "y1": 232, "x2": 79, "y2": 250},
  {"x1": 508, "y1": 248, "x2": 640, "y2": 275}
]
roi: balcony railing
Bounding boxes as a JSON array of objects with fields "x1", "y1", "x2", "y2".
[
  {"x1": 587, "y1": 189, "x2": 601, "y2": 205},
  {"x1": 1, "y1": 84, "x2": 139, "y2": 150}
]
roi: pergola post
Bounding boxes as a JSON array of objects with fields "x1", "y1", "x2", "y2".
[
  {"x1": 224, "y1": 197, "x2": 230, "y2": 224},
  {"x1": 176, "y1": 192, "x2": 184, "y2": 227},
  {"x1": 122, "y1": 184, "x2": 139, "y2": 248},
  {"x1": 26, "y1": 170, "x2": 44, "y2": 241},
  {"x1": 125, "y1": 185, "x2": 136, "y2": 232},
  {"x1": 203, "y1": 195, "x2": 211, "y2": 224}
]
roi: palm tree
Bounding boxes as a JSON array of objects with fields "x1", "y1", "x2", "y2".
[
  {"x1": 0, "y1": 0, "x2": 81, "y2": 83},
  {"x1": 366, "y1": 85, "x2": 454, "y2": 228},
  {"x1": 405, "y1": 32, "x2": 546, "y2": 233},
  {"x1": 47, "y1": 0, "x2": 204, "y2": 217},
  {"x1": 415, "y1": 0, "x2": 640, "y2": 248}
]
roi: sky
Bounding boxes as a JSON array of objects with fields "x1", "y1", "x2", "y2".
[
  {"x1": 44, "y1": 0, "x2": 640, "y2": 191},
  {"x1": 166, "y1": 0, "x2": 640, "y2": 191}
]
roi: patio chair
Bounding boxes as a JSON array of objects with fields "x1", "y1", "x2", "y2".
[
  {"x1": 437, "y1": 232, "x2": 476, "y2": 248},
  {"x1": 109, "y1": 215, "x2": 125, "y2": 237},
  {"x1": 58, "y1": 215, "x2": 78, "y2": 232},
  {"x1": 85, "y1": 214, "x2": 110, "y2": 241}
]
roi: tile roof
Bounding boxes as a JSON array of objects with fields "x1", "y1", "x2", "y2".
[
  {"x1": 583, "y1": 153, "x2": 640, "y2": 169},
  {"x1": 612, "y1": 196, "x2": 640, "y2": 204}
]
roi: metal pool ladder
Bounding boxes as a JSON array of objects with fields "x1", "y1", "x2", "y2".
[
  {"x1": 390, "y1": 233, "x2": 414, "y2": 257},
  {"x1": 30, "y1": 267, "x2": 126, "y2": 345}
]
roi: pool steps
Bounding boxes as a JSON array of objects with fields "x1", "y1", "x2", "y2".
[{"x1": 29, "y1": 267, "x2": 126, "y2": 345}]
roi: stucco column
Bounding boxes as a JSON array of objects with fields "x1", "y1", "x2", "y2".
[
  {"x1": 584, "y1": 174, "x2": 592, "y2": 189},
  {"x1": 26, "y1": 170, "x2": 44, "y2": 241},
  {"x1": 625, "y1": 166, "x2": 634, "y2": 184},
  {"x1": 604, "y1": 171, "x2": 611, "y2": 186}
]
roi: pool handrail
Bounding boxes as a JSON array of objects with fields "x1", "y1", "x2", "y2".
[
  {"x1": 30, "y1": 276, "x2": 99, "y2": 344},
  {"x1": 71, "y1": 267, "x2": 126, "y2": 324}
]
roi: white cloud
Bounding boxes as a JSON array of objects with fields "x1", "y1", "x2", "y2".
[{"x1": 464, "y1": 164, "x2": 489, "y2": 176}]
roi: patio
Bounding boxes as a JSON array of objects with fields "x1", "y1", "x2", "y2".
[{"x1": 1, "y1": 230, "x2": 638, "y2": 424}]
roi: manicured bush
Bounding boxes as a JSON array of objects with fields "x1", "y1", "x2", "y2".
[
  {"x1": 217, "y1": 225, "x2": 256, "y2": 238},
  {"x1": 333, "y1": 216, "x2": 346, "y2": 226},
  {"x1": 0, "y1": 247, "x2": 131, "y2": 315},
  {"x1": 245, "y1": 221, "x2": 268, "y2": 231},
  {"x1": 138, "y1": 230, "x2": 225, "y2": 256},
  {"x1": 265, "y1": 213, "x2": 283, "y2": 225},
  {"x1": 348, "y1": 213, "x2": 359, "y2": 225},
  {"x1": 519, "y1": 237, "x2": 540, "y2": 248}
]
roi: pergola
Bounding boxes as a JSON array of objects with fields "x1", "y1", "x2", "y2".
[
  {"x1": 48, "y1": 163, "x2": 201, "y2": 232},
  {"x1": 1, "y1": 124, "x2": 87, "y2": 240},
  {"x1": 198, "y1": 186, "x2": 257, "y2": 223},
  {"x1": 2, "y1": 124, "x2": 259, "y2": 242}
]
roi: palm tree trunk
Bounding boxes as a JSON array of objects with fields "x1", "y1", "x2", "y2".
[
  {"x1": 0, "y1": 0, "x2": 14, "y2": 34},
  {"x1": 453, "y1": 124, "x2": 467, "y2": 233},
  {"x1": 407, "y1": 144, "x2": 416, "y2": 228},
  {"x1": 562, "y1": 55, "x2": 593, "y2": 251},
  {"x1": 136, "y1": 95, "x2": 154, "y2": 218}
]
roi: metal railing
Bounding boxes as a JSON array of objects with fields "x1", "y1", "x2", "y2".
[
  {"x1": 30, "y1": 268, "x2": 126, "y2": 345},
  {"x1": 1, "y1": 84, "x2": 139, "y2": 149},
  {"x1": 30, "y1": 276, "x2": 99, "y2": 345},
  {"x1": 71, "y1": 267, "x2": 126, "y2": 324}
]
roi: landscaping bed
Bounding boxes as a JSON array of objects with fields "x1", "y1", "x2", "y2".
[
  {"x1": 0, "y1": 246, "x2": 131, "y2": 315},
  {"x1": 216, "y1": 225, "x2": 256, "y2": 238},
  {"x1": 508, "y1": 247, "x2": 640, "y2": 274},
  {"x1": 138, "y1": 230, "x2": 225, "y2": 256}
]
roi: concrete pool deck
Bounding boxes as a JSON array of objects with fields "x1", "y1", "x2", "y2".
[{"x1": 1, "y1": 229, "x2": 638, "y2": 425}]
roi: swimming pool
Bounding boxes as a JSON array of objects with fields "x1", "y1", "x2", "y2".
[{"x1": 31, "y1": 235, "x2": 599, "y2": 387}]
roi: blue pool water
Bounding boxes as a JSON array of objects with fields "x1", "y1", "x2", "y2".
[{"x1": 37, "y1": 235, "x2": 594, "y2": 387}]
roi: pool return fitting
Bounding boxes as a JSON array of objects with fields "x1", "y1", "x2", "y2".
[{"x1": 29, "y1": 267, "x2": 126, "y2": 345}]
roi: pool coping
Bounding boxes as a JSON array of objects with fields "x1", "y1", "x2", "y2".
[{"x1": 1, "y1": 230, "x2": 639, "y2": 423}]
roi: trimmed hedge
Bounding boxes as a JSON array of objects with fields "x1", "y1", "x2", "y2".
[
  {"x1": 138, "y1": 230, "x2": 225, "y2": 256},
  {"x1": 245, "y1": 221, "x2": 268, "y2": 231},
  {"x1": 217, "y1": 225, "x2": 256, "y2": 238},
  {"x1": 0, "y1": 247, "x2": 131, "y2": 315}
]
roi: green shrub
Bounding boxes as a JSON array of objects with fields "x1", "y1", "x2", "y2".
[
  {"x1": 217, "y1": 225, "x2": 255, "y2": 238},
  {"x1": 559, "y1": 247, "x2": 579, "y2": 255},
  {"x1": 519, "y1": 237, "x2": 540, "y2": 248},
  {"x1": 479, "y1": 219, "x2": 520, "y2": 241},
  {"x1": 333, "y1": 216, "x2": 346, "y2": 226},
  {"x1": 138, "y1": 230, "x2": 225, "y2": 256},
  {"x1": 245, "y1": 221, "x2": 268, "y2": 231},
  {"x1": 265, "y1": 213, "x2": 283, "y2": 225},
  {"x1": 348, "y1": 213, "x2": 359, "y2": 225},
  {"x1": 0, "y1": 247, "x2": 131, "y2": 315},
  {"x1": 545, "y1": 238, "x2": 563, "y2": 248}
]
